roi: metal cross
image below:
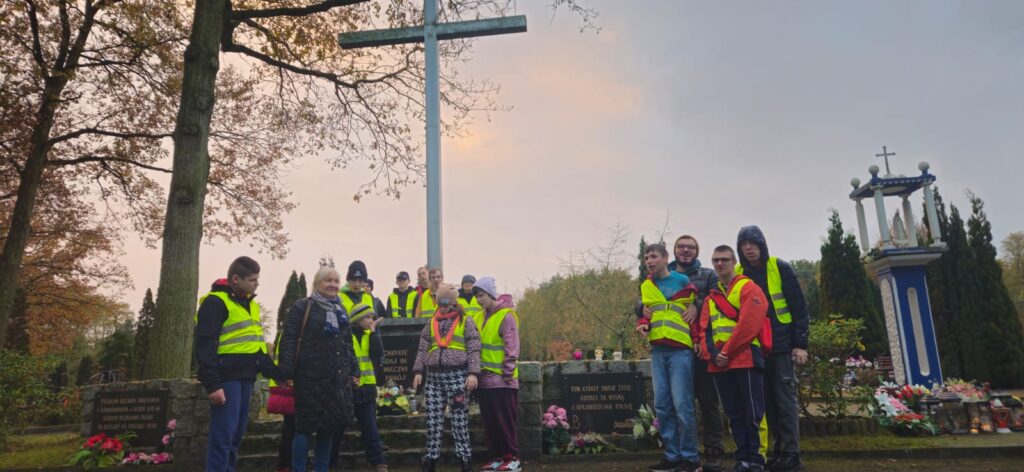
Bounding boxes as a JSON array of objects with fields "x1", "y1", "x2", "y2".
[
  {"x1": 876, "y1": 145, "x2": 896, "y2": 176},
  {"x1": 338, "y1": 1, "x2": 527, "y2": 271}
]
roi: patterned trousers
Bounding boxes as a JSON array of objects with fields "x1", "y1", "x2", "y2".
[{"x1": 424, "y1": 368, "x2": 472, "y2": 462}]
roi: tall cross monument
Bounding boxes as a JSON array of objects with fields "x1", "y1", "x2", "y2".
[{"x1": 338, "y1": 1, "x2": 527, "y2": 270}]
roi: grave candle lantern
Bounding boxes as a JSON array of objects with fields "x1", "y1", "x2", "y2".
[
  {"x1": 1006, "y1": 397, "x2": 1024, "y2": 432},
  {"x1": 936, "y1": 392, "x2": 967, "y2": 434}
]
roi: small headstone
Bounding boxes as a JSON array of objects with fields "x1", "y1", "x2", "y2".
[
  {"x1": 379, "y1": 318, "x2": 428, "y2": 390},
  {"x1": 561, "y1": 372, "x2": 644, "y2": 434},
  {"x1": 91, "y1": 390, "x2": 169, "y2": 447}
]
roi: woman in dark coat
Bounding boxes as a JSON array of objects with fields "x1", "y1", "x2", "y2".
[{"x1": 278, "y1": 266, "x2": 358, "y2": 472}]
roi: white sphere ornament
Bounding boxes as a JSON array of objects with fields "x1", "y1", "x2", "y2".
[
  {"x1": 918, "y1": 161, "x2": 930, "y2": 173},
  {"x1": 851, "y1": 178, "x2": 861, "y2": 189},
  {"x1": 869, "y1": 165, "x2": 880, "y2": 177}
]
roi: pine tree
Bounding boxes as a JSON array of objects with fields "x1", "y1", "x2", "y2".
[
  {"x1": 818, "y1": 210, "x2": 889, "y2": 357},
  {"x1": 966, "y1": 193, "x2": 1024, "y2": 386},
  {"x1": 637, "y1": 236, "x2": 649, "y2": 283},
  {"x1": 790, "y1": 259, "x2": 821, "y2": 320},
  {"x1": 276, "y1": 271, "x2": 308, "y2": 334},
  {"x1": 76, "y1": 355, "x2": 94, "y2": 386},
  {"x1": 132, "y1": 289, "x2": 157, "y2": 379},
  {"x1": 3, "y1": 288, "x2": 30, "y2": 353},
  {"x1": 923, "y1": 189, "x2": 965, "y2": 378}
]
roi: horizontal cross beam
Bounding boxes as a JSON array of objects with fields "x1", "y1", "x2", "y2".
[{"x1": 338, "y1": 15, "x2": 527, "y2": 49}]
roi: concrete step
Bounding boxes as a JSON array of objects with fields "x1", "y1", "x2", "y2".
[
  {"x1": 247, "y1": 412, "x2": 483, "y2": 435},
  {"x1": 242, "y1": 428, "x2": 487, "y2": 453},
  {"x1": 239, "y1": 447, "x2": 493, "y2": 469}
]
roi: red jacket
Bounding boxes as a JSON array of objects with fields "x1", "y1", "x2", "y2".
[{"x1": 696, "y1": 275, "x2": 770, "y2": 372}]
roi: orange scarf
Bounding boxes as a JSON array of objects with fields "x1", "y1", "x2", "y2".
[{"x1": 431, "y1": 309, "x2": 459, "y2": 348}]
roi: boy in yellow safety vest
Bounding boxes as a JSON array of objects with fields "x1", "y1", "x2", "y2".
[
  {"x1": 342, "y1": 304, "x2": 389, "y2": 472},
  {"x1": 736, "y1": 226, "x2": 809, "y2": 472},
  {"x1": 471, "y1": 276, "x2": 522, "y2": 472},
  {"x1": 194, "y1": 256, "x2": 280, "y2": 472},
  {"x1": 698, "y1": 245, "x2": 771, "y2": 472},
  {"x1": 635, "y1": 243, "x2": 701, "y2": 472}
]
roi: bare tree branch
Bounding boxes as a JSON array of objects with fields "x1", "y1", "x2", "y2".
[
  {"x1": 24, "y1": 0, "x2": 49, "y2": 75},
  {"x1": 48, "y1": 127, "x2": 171, "y2": 144},
  {"x1": 231, "y1": 0, "x2": 366, "y2": 20},
  {"x1": 48, "y1": 155, "x2": 172, "y2": 173},
  {"x1": 55, "y1": 0, "x2": 72, "y2": 70}
]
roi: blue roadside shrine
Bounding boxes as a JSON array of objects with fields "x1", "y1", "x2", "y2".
[{"x1": 848, "y1": 149, "x2": 946, "y2": 387}]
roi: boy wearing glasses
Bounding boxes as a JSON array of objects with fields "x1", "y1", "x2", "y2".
[{"x1": 698, "y1": 245, "x2": 771, "y2": 472}]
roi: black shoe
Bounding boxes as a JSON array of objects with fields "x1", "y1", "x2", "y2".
[
  {"x1": 702, "y1": 446, "x2": 726, "y2": 472},
  {"x1": 420, "y1": 457, "x2": 438, "y2": 472},
  {"x1": 459, "y1": 459, "x2": 473, "y2": 472},
  {"x1": 649, "y1": 459, "x2": 681, "y2": 472},
  {"x1": 381, "y1": 440, "x2": 390, "y2": 452},
  {"x1": 676, "y1": 460, "x2": 701, "y2": 472},
  {"x1": 767, "y1": 454, "x2": 804, "y2": 472}
]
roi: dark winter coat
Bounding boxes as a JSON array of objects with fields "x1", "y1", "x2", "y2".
[
  {"x1": 736, "y1": 225, "x2": 810, "y2": 352},
  {"x1": 277, "y1": 297, "x2": 357, "y2": 434}
]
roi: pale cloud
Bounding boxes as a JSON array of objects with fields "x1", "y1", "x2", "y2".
[{"x1": 117, "y1": 0, "x2": 1024, "y2": 329}]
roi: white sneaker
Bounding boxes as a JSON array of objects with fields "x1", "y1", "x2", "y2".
[
  {"x1": 481, "y1": 459, "x2": 503, "y2": 471},
  {"x1": 497, "y1": 457, "x2": 522, "y2": 471}
]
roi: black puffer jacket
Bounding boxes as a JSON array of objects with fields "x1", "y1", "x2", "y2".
[
  {"x1": 736, "y1": 225, "x2": 810, "y2": 353},
  {"x1": 278, "y1": 297, "x2": 357, "y2": 433}
]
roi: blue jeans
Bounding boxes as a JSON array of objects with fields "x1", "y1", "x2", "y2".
[
  {"x1": 329, "y1": 400, "x2": 385, "y2": 467},
  {"x1": 293, "y1": 430, "x2": 335, "y2": 472},
  {"x1": 651, "y1": 345, "x2": 699, "y2": 463},
  {"x1": 206, "y1": 380, "x2": 254, "y2": 472}
]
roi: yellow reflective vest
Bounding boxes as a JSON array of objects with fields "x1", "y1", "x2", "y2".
[
  {"x1": 194, "y1": 291, "x2": 267, "y2": 355},
  {"x1": 479, "y1": 308, "x2": 519, "y2": 378},
  {"x1": 417, "y1": 289, "x2": 437, "y2": 318},
  {"x1": 459, "y1": 296, "x2": 484, "y2": 327},
  {"x1": 389, "y1": 290, "x2": 416, "y2": 318},
  {"x1": 428, "y1": 316, "x2": 467, "y2": 352},
  {"x1": 340, "y1": 290, "x2": 374, "y2": 317},
  {"x1": 736, "y1": 257, "x2": 791, "y2": 324},
  {"x1": 640, "y1": 279, "x2": 696, "y2": 347},
  {"x1": 707, "y1": 277, "x2": 761, "y2": 349},
  {"x1": 352, "y1": 330, "x2": 376, "y2": 386}
]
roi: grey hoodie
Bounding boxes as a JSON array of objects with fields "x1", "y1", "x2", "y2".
[{"x1": 737, "y1": 225, "x2": 810, "y2": 352}]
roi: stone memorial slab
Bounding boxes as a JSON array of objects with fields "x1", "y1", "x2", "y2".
[
  {"x1": 561, "y1": 372, "x2": 644, "y2": 434},
  {"x1": 91, "y1": 390, "x2": 169, "y2": 447},
  {"x1": 380, "y1": 318, "x2": 428, "y2": 390}
]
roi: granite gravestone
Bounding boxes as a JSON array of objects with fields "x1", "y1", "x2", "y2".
[
  {"x1": 91, "y1": 390, "x2": 169, "y2": 447},
  {"x1": 561, "y1": 372, "x2": 644, "y2": 434},
  {"x1": 379, "y1": 318, "x2": 428, "y2": 390}
]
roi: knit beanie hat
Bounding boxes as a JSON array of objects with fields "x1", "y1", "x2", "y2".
[
  {"x1": 346, "y1": 260, "x2": 368, "y2": 281},
  {"x1": 472, "y1": 276, "x2": 498, "y2": 299},
  {"x1": 436, "y1": 283, "x2": 459, "y2": 307},
  {"x1": 348, "y1": 303, "x2": 375, "y2": 323}
]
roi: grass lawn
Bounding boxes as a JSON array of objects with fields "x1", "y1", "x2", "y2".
[
  {"x1": 0, "y1": 432, "x2": 80, "y2": 470},
  {"x1": 801, "y1": 431, "x2": 1024, "y2": 451}
]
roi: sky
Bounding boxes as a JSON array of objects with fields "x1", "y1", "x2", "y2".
[{"x1": 119, "y1": 0, "x2": 1024, "y2": 330}]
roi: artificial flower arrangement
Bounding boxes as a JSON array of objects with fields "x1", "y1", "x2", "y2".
[
  {"x1": 376, "y1": 384, "x2": 410, "y2": 415},
  {"x1": 541, "y1": 404, "x2": 571, "y2": 454},
  {"x1": 565, "y1": 432, "x2": 621, "y2": 455},
  {"x1": 68, "y1": 432, "x2": 134, "y2": 469},
  {"x1": 630, "y1": 404, "x2": 661, "y2": 448},
  {"x1": 869, "y1": 383, "x2": 937, "y2": 436},
  {"x1": 122, "y1": 419, "x2": 176, "y2": 465},
  {"x1": 941, "y1": 378, "x2": 989, "y2": 402}
]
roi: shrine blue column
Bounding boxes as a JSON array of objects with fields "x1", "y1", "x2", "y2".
[{"x1": 870, "y1": 252, "x2": 944, "y2": 387}]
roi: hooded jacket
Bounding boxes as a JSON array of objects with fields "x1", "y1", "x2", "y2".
[
  {"x1": 478, "y1": 294, "x2": 521, "y2": 390},
  {"x1": 194, "y1": 279, "x2": 277, "y2": 394},
  {"x1": 736, "y1": 225, "x2": 810, "y2": 352}
]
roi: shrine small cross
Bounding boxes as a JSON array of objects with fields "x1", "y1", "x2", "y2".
[{"x1": 876, "y1": 146, "x2": 896, "y2": 176}]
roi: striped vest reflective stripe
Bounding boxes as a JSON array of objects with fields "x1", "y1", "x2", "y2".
[
  {"x1": 194, "y1": 291, "x2": 267, "y2": 355},
  {"x1": 736, "y1": 257, "x2": 791, "y2": 324},
  {"x1": 428, "y1": 317, "x2": 467, "y2": 352},
  {"x1": 352, "y1": 331, "x2": 376, "y2": 386},
  {"x1": 417, "y1": 289, "x2": 437, "y2": 318},
  {"x1": 459, "y1": 297, "x2": 484, "y2": 327},
  {"x1": 708, "y1": 277, "x2": 760, "y2": 348},
  {"x1": 389, "y1": 291, "x2": 416, "y2": 318},
  {"x1": 640, "y1": 279, "x2": 695, "y2": 347},
  {"x1": 479, "y1": 308, "x2": 519, "y2": 378}
]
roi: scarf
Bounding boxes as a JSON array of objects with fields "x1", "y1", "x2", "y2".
[
  {"x1": 312, "y1": 291, "x2": 346, "y2": 334},
  {"x1": 431, "y1": 307, "x2": 460, "y2": 349}
]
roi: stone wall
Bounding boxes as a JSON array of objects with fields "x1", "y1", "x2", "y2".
[{"x1": 81, "y1": 378, "x2": 268, "y2": 468}]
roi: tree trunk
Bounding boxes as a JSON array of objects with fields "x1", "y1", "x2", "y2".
[
  {"x1": 0, "y1": 76, "x2": 69, "y2": 347},
  {"x1": 144, "y1": 0, "x2": 228, "y2": 379}
]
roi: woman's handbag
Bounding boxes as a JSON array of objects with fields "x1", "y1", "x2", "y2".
[{"x1": 266, "y1": 298, "x2": 313, "y2": 415}]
